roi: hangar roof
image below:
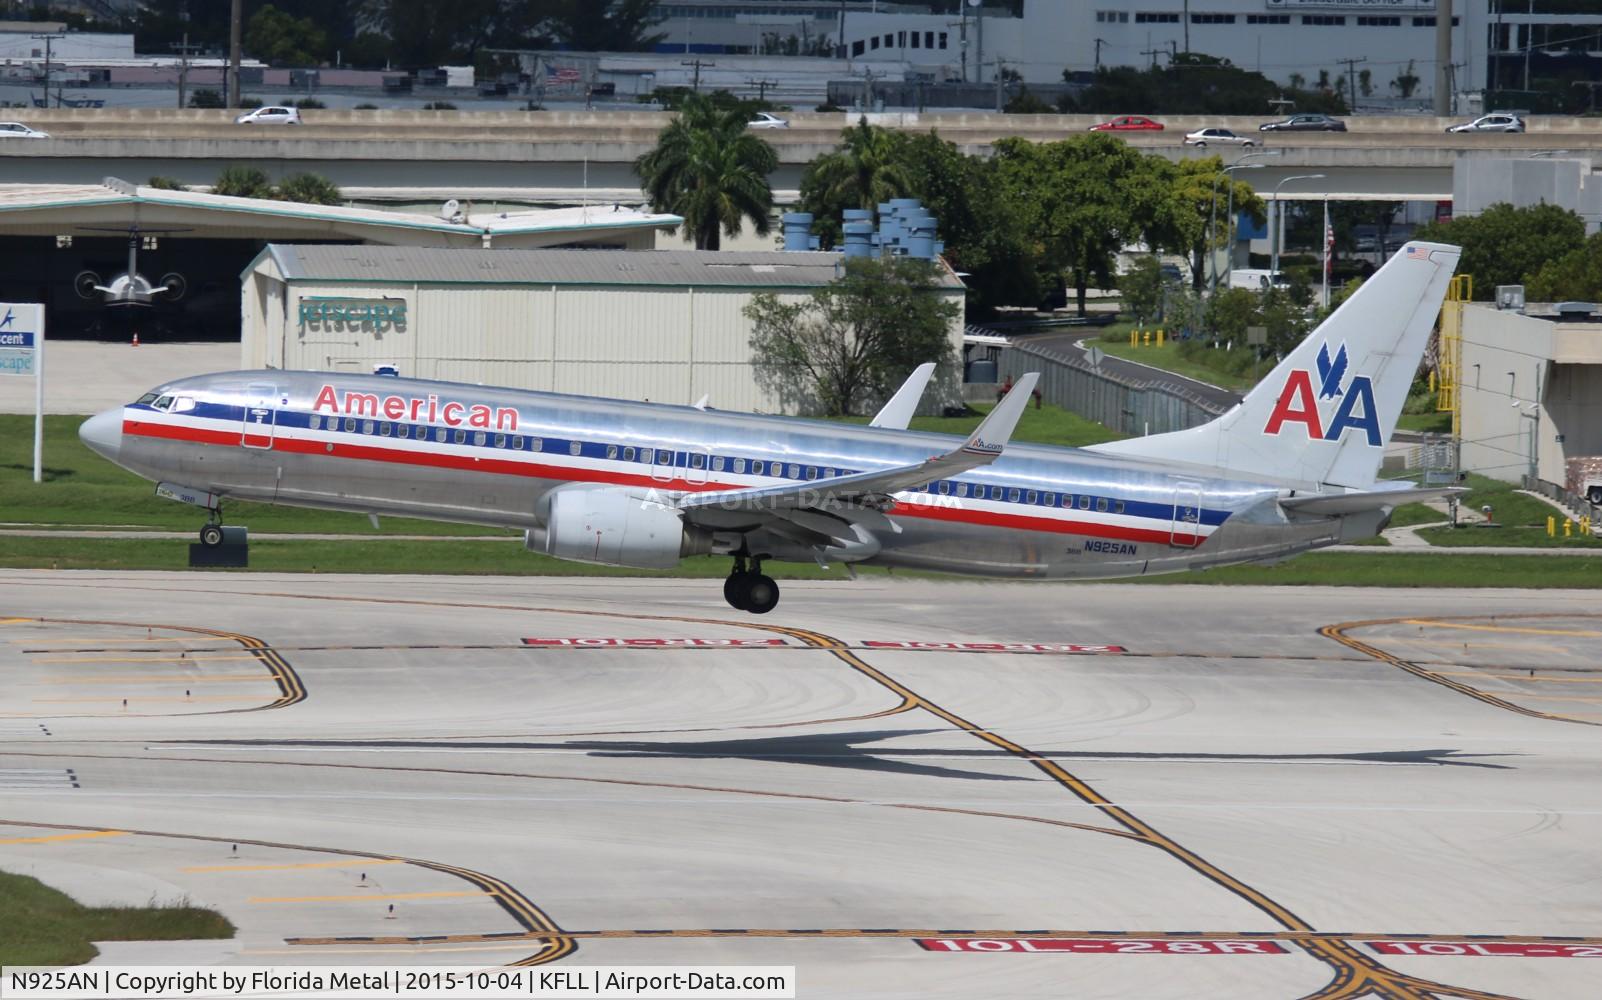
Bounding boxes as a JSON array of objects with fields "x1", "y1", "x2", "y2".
[
  {"x1": 0, "y1": 177, "x2": 681, "y2": 249},
  {"x1": 256, "y1": 244, "x2": 967, "y2": 290}
]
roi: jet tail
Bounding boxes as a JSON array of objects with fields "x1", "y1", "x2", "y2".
[{"x1": 1086, "y1": 241, "x2": 1461, "y2": 489}]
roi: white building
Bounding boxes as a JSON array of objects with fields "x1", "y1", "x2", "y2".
[{"x1": 241, "y1": 245, "x2": 967, "y2": 415}]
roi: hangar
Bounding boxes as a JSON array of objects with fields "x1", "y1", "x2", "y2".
[
  {"x1": 240, "y1": 244, "x2": 967, "y2": 415},
  {"x1": 0, "y1": 178, "x2": 680, "y2": 341}
]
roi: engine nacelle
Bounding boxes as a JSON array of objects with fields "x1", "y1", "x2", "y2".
[{"x1": 535, "y1": 486, "x2": 708, "y2": 569}]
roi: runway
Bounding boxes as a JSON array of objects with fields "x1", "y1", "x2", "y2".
[{"x1": 2, "y1": 570, "x2": 1599, "y2": 999}]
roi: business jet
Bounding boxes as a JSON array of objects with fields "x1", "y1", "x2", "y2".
[{"x1": 78, "y1": 241, "x2": 1462, "y2": 613}]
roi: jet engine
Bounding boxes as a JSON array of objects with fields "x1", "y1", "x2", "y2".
[{"x1": 532, "y1": 485, "x2": 713, "y2": 569}]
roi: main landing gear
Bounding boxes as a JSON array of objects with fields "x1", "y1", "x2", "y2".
[{"x1": 724, "y1": 556, "x2": 780, "y2": 614}]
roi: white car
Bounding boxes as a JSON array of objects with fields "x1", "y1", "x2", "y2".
[
  {"x1": 1446, "y1": 114, "x2": 1524, "y2": 133},
  {"x1": 0, "y1": 122, "x2": 50, "y2": 139},
  {"x1": 747, "y1": 112, "x2": 788, "y2": 129},
  {"x1": 234, "y1": 106, "x2": 302, "y2": 125},
  {"x1": 1183, "y1": 127, "x2": 1256, "y2": 148}
]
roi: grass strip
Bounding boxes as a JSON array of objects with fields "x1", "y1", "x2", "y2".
[
  {"x1": 0, "y1": 537, "x2": 1596, "y2": 588},
  {"x1": 0, "y1": 869, "x2": 233, "y2": 967}
]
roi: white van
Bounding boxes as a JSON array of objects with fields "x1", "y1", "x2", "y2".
[{"x1": 1228, "y1": 269, "x2": 1291, "y2": 291}]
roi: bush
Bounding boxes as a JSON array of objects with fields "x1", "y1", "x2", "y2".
[
  {"x1": 286, "y1": 97, "x2": 326, "y2": 109},
  {"x1": 238, "y1": 96, "x2": 263, "y2": 109},
  {"x1": 420, "y1": 101, "x2": 456, "y2": 110},
  {"x1": 212, "y1": 165, "x2": 273, "y2": 199},
  {"x1": 145, "y1": 176, "x2": 186, "y2": 191},
  {"x1": 352, "y1": 103, "x2": 378, "y2": 110},
  {"x1": 274, "y1": 172, "x2": 342, "y2": 206},
  {"x1": 188, "y1": 89, "x2": 223, "y2": 109}
]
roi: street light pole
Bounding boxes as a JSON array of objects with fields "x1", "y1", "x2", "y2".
[
  {"x1": 1270, "y1": 173, "x2": 1326, "y2": 280},
  {"x1": 1210, "y1": 163, "x2": 1263, "y2": 296},
  {"x1": 1221, "y1": 149, "x2": 1280, "y2": 292}
]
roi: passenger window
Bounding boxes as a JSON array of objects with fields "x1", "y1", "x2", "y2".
[
  {"x1": 513, "y1": 435, "x2": 524, "y2": 450},
  {"x1": 570, "y1": 441, "x2": 583, "y2": 456},
  {"x1": 606, "y1": 445, "x2": 619, "y2": 459},
  {"x1": 309, "y1": 415, "x2": 321, "y2": 430},
  {"x1": 733, "y1": 458, "x2": 746, "y2": 473},
  {"x1": 415, "y1": 425, "x2": 427, "y2": 440},
  {"x1": 530, "y1": 437, "x2": 542, "y2": 451},
  {"x1": 640, "y1": 447, "x2": 653, "y2": 464},
  {"x1": 345, "y1": 418, "x2": 357, "y2": 432},
  {"x1": 1027, "y1": 490, "x2": 1038, "y2": 504},
  {"x1": 1079, "y1": 495, "x2": 1091, "y2": 510},
  {"x1": 473, "y1": 431, "x2": 486, "y2": 446},
  {"x1": 1043, "y1": 492, "x2": 1055, "y2": 506},
  {"x1": 361, "y1": 420, "x2": 374, "y2": 435},
  {"x1": 1096, "y1": 497, "x2": 1108, "y2": 513},
  {"x1": 453, "y1": 429, "x2": 466, "y2": 444},
  {"x1": 751, "y1": 460, "x2": 764, "y2": 475},
  {"x1": 1062, "y1": 494, "x2": 1073, "y2": 507},
  {"x1": 495, "y1": 434, "x2": 506, "y2": 448},
  {"x1": 435, "y1": 427, "x2": 447, "y2": 443},
  {"x1": 938, "y1": 481, "x2": 950, "y2": 495},
  {"x1": 380, "y1": 422, "x2": 391, "y2": 436},
  {"x1": 657, "y1": 450, "x2": 672, "y2": 465},
  {"x1": 1114, "y1": 500, "x2": 1125, "y2": 514},
  {"x1": 624, "y1": 447, "x2": 637, "y2": 462},
  {"x1": 805, "y1": 466, "x2": 817, "y2": 480},
  {"x1": 712, "y1": 456, "x2": 725, "y2": 472},
  {"x1": 956, "y1": 482, "x2": 969, "y2": 497},
  {"x1": 788, "y1": 463, "x2": 800, "y2": 478},
  {"x1": 691, "y1": 452, "x2": 706, "y2": 469},
  {"x1": 1008, "y1": 488, "x2": 1020, "y2": 502}
]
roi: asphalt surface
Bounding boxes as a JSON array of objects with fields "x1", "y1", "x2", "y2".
[
  {"x1": 2, "y1": 572, "x2": 1598, "y2": 998},
  {"x1": 1023, "y1": 332, "x2": 1243, "y2": 414}
]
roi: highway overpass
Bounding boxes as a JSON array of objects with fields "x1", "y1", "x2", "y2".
[{"x1": 4, "y1": 109, "x2": 1599, "y2": 206}]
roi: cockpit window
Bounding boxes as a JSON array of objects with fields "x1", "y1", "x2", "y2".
[
  {"x1": 136, "y1": 392, "x2": 158, "y2": 406},
  {"x1": 173, "y1": 396, "x2": 196, "y2": 413},
  {"x1": 153, "y1": 395, "x2": 175, "y2": 411}
]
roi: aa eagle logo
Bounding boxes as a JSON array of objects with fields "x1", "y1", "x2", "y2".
[{"x1": 1263, "y1": 341, "x2": 1382, "y2": 446}]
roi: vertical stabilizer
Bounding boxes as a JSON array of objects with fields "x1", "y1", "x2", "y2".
[{"x1": 1086, "y1": 241, "x2": 1461, "y2": 488}]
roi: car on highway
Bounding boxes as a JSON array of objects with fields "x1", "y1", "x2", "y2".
[
  {"x1": 234, "y1": 106, "x2": 302, "y2": 125},
  {"x1": 747, "y1": 112, "x2": 788, "y2": 129},
  {"x1": 1258, "y1": 113, "x2": 1346, "y2": 133},
  {"x1": 1183, "y1": 127, "x2": 1256, "y2": 148},
  {"x1": 1446, "y1": 113, "x2": 1525, "y2": 133},
  {"x1": 0, "y1": 122, "x2": 49, "y2": 139},
  {"x1": 1088, "y1": 115, "x2": 1164, "y2": 132}
]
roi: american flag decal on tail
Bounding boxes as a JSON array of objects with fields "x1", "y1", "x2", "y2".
[{"x1": 1405, "y1": 246, "x2": 1431, "y2": 261}]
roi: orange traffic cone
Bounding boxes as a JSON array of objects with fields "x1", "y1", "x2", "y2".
[{"x1": 131, "y1": 332, "x2": 140, "y2": 347}]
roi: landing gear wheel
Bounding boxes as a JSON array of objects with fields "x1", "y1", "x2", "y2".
[
  {"x1": 199, "y1": 524, "x2": 224, "y2": 548},
  {"x1": 723, "y1": 572, "x2": 751, "y2": 611},
  {"x1": 743, "y1": 574, "x2": 780, "y2": 615}
]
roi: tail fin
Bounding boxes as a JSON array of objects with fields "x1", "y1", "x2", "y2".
[{"x1": 1087, "y1": 241, "x2": 1461, "y2": 489}]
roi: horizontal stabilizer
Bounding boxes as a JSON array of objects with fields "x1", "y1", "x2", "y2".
[{"x1": 1280, "y1": 486, "x2": 1466, "y2": 516}]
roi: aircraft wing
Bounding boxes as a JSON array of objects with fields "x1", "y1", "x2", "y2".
[
  {"x1": 679, "y1": 373, "x2": 1038, "y2": 516},
  {"x1": 869, "y1": 362, "x2": 937, "y2": 429},
  {"x1": 1279, "y1": 485, "x2": 1467, "y2": 516}
]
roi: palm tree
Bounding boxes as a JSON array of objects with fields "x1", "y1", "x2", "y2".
[
  {"x1": 634, "y1": 93, "x2": 777, "y2": 251},
  {"x1": 804, "y1": 118, "x2": 914, "y2": 211}
]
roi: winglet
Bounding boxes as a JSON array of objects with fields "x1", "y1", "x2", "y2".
[
  {"x1": 962, "y1": 373, "x2": 1036, "y2": 457},
  {"x1": 870, "y1": 362, "x2": 937, "y2": 429}
]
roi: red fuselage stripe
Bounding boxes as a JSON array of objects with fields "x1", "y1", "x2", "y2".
[{"x1": 123, "y1": 418, "x2": 1203, "y2": 548}]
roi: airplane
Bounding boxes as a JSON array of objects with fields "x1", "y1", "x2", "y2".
[
  {"x1": 78, "y1": 241, "x2": 1463, "y2": 614},
  {"x1": 73, "y1": 226, "x2": 187, "y2": 309}
]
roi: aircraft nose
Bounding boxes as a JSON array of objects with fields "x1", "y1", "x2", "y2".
[{"x1": 78, "y1": 408, "x2": 123, "y2": 462}]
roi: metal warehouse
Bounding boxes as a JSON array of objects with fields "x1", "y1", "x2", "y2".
[{"x1": 241, "y1": 245, "x2": 967, "y2": 414}]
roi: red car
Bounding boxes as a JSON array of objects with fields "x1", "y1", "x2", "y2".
[{"x1": 1088, "y1": 115, "x2": 1164, "y2": 132}]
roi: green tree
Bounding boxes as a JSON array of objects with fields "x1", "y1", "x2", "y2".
[
  {"x1": 1415, "y1": 202, "x2": 1586, "y2": 299},
  {"x1": 547, "y1": 0, "x2": 665, "y2": 51},
  {"x1": 747, "y1": 256, "x2": 959, "y2": 416},
  {"x1": 1203, "y1": 286, "x2": 1258, "y2": 345},
  {"x1": 244, "y1": 4, "x2": 330, "y2": 66},
  {"x1": 993, "y1": 133, "x2": 1150, "y2": 315},
  {"x1": 188, "y1": 89, "x2": 224, "y2": 109},
  {"x1": 146, "y1": 176, "x2": 186, "y2": 191},
  {"x1": 213, "y1": 165, "x2": 274, "y2": 199},
  {"x1": 1391, "y1": 61, "x2": 1421, "y2": 99},
  {"x1": 1527, "y1": 233, "x2": 1602, "y2": 301},
  {"x1": 1073, "y1": 53, "x2": 1345, "y2": 116},
  {"x1": 634, "y1": 92, "x2": 777, "y2": 251},
  {"x1": 274, "y1": 173, "x2": 343, "y2": 205},
  {"x1": 796, "y1": 118, "x2": 916, "y2": 248},
  {"x1": 1119, "y1": 257, "x2": 1166, "y2": 326}
]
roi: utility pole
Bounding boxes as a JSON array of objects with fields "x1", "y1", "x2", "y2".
[
  {"x1": 681, "y1": 58, "x2": 715, "y2": 92},
  {"x1": 1093, "y1": 38, "x2": 1106, "y2": 72},
  {"x1": 227, "y1": 0, "x2": 242, "y2": 108},
  {"x1": 1183, "y1": 0, "x2": 1190, "y2": 55},
  {"x1": 30, "y1": 33, "x2": 56, "y2": 107},
  {"x1": 1338, "y1": 56, "x2": 1367, "y2": 111},
  {"x1": 1433, "y1": 0, "x2": 1453, "y2": 116},
  {"x1": 975, "y1": 0, "x2": 983, "y2": 89},
  {"x1": 991, "y1": 57, "x2": 1006, "y2": 113},
  {"x1": 746, "y1": 77, "x2": 777, "y2": 103},
  {"x1": 1139, "y1": 45, "x2": 1163, "y2": 70},
  {"x1": 172, "y1": 34, "x2": 201, "y2": 109}
]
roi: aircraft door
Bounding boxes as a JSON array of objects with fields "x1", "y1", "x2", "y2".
[
  {"x1": 681, "y1": 446, "x2": 710, "y2": 486},
  {"x1": 242, "y1": 383, "x2": 277, "y2": 449},
  {"x1": 1170, "y1": 481, "x2": 1202, "y2": 548}
]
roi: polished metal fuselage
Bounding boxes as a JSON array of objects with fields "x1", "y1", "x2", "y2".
[{"x1": 111, "y1": 371, "x2": 1356, "y2": 579}]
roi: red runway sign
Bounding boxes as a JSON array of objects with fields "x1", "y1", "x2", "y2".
[
  {"x1": 916, "y1": 939, "x2": 1287, "y2": 954},
  {"x1": 863, "y1": 641, "x2": 1126, "y2": 654},
  {"x1": 522, "y1": 637, "x2": 788, "y2": 647},
  {"x1": 1367, "y1": 941, "x2": 1602, "y2": 958}
]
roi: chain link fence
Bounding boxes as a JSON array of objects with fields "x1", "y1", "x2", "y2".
[{"x1": 997, "y1": 338, "x2": 1230, "y2": 438}]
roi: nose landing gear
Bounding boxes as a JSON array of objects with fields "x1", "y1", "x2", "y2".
[
  {"x1": 724, "y1": 556, "x2": 780, "y2": 614},
  {"x1": 198, "y1": 507, "x2": 227, "y2": 548}
]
